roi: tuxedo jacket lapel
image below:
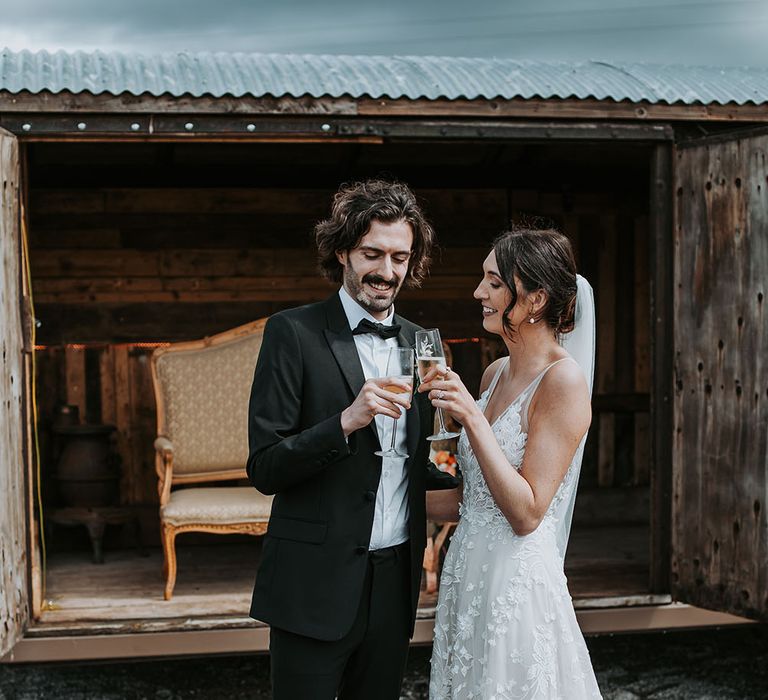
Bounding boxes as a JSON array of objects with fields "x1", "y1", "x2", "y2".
[
  {"x1": 323, "y1": 295, "x2": 366, "y2": 398},
  {"x1": 323, "y1": 294, "x2": 382, "y2": 450}
]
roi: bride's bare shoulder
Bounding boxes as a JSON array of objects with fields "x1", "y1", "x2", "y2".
[
  {"x1": 534, "y1": 359, "x2": 591, "y2": 429},
  {"x1": 479, "y1": 357, "x2": 507, "y2": 395},
  {"x1": 540, "y1": 358, "x2": 588, "y2": 398}
]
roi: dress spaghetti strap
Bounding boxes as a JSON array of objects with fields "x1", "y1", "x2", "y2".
[{"x1": 484, "y1": 357, "x2": 508, "y2": 401}]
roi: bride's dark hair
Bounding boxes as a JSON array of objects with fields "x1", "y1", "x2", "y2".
[{"x1": 492, "y1": 225, "x2": 578, "y2": 339}]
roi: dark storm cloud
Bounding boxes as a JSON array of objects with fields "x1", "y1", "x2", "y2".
[{"x1": 1, "y1": 0, "x2": 766, "y2": 66}]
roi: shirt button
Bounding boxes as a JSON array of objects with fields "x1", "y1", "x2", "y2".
[
  {"x1": 364, "y1": 490, "x2": 376, "y2": 502},
  {"x1": 355, "y1": 546, "x2": 367, "y2": 555},
  {"x1": 383, "y1": 470, "x2": 390, "y2": 477}
]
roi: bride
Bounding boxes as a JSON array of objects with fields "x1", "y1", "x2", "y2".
[{"x1": 420, "y1": 227, "x2": 602, "y2": 699}]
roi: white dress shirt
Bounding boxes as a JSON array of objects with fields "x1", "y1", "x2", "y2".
[{"x1": 338, "y1": 287, "x2": 410, "y2": 551}]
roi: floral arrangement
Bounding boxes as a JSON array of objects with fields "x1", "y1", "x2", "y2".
[{"x1": 433, "y1": 450, "x2": 457, "y2": 476}]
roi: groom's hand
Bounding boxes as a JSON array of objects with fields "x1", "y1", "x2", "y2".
[{"x1": 340, "y1": 377, "x2": 412, "y2": 437}]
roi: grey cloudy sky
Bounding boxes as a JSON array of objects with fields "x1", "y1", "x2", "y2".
[{"x1": 0, "y1": 0, "x2": 766, "y2": 66}]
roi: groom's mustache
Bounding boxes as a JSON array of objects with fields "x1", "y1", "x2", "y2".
[{"x1": 362, "y1": 274, "x2": 399, "y2": 289}]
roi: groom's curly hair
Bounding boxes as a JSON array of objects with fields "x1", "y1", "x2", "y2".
[
  {"x1": 314, "y1": 179, "x2": 435, "y2": 288},
  {"x1": 493, "y1": 226, "x2": 578, "y2": 339}
]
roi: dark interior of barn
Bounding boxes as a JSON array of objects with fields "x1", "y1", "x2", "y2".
[{"x1": 27, "y1": 138, "x2": 660, "y2": 626}]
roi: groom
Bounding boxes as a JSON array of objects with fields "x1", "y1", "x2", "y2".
[{"x1": 247, "y1": 179, "x2": 454, "y2": 699}]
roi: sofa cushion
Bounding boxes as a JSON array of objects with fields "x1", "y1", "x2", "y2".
[{"x1": 161, "y1": 486, "x2": 273, "y2": 526}]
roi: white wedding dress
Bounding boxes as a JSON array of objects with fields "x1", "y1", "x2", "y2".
[{"x1": 429, "y1": 357, "x2": 602, "y2": 700}]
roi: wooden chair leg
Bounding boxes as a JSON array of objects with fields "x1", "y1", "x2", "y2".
[
  {"x1": 423, "y1": 522, "x2": 457, "y2": 595},
  {"x1": 423, "y1": 529, "x2": 438, "y2": 594},
  {"x1": 426, "y1": 569, "x2": 438, "y2": 595},
  {"x1": 434, "y1": 522, "x2": 456, "y2": 554},
  {"x1": 161, "y1": 524, "x2": 177, "y2": 601}
]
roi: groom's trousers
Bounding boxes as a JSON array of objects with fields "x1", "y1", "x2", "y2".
[{"x1": 269, "y1": 540, "x2": 412, "y2": 700}]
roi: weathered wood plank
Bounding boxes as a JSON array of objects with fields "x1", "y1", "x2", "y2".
[
  {"x1": 672, "y1": 132, "x2": 768, "y2": 619},
  {"x1": 0, "y1": 91, "x2": 359, "y2": 115},
  {"x1": 597, "y1": 215, "x2": 618, "y2": 487},
  {"x1": 650, "y1": 143, "x2": 674, "y2": 594},
  {"x1": 99, "y1": 346, "x2": 117, "y2": 427},
  {"x1": 113, "y1": 345, "x2": 134, "y2": 504},
  {"x1": 31, "y1": 228, "x2": 122, "y2": 249},
  {"x1": 357, "y1": 96, "x2": 768, "y2": 124},
  {"x1": 614, "y1": 215, "x2": 637, "y2": 486},
  {"x1": 30, "y1": 277, "x2": 484, "y2": 304},
  {"x1": 0, "y1": 128, "x2": 28, "y2": 656},
  {"x1": 31, "y1": 246, "x2": 489, "y2": 279},
  {"x1": 3, "y1": 115, "x2": 672, "y2": 141},
  {"x1": 32, "y1": 188, "x2": 335, "y2": 215},
  {"x1": 2, "y1": 89, "x2": 766, "y2": 124},
  {"x1": 32, "y1": 299, "x2": 490, "y2": 345},
  {"x1": 128, "y1": 348, "x2": 157, "y2": 505},
  {"x1": 634, "y1": 215, "x2": 651, "y2": 486},
  {"x1": 64, "y1": 346, "x2": 86, "y2": 423}
]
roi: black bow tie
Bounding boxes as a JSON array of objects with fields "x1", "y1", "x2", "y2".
[{"x1": 352, "y1": 318, "x2": 401, "y2": 340}]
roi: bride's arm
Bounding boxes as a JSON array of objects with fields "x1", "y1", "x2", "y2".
[
  {"x1": 423, "y1": 360, "x2": 501, "y2": 523},
  {"x1": 469, "y1": 362, "x2": 590, "y2": 535},
  {"x1": 421, "y1": 361, "x2": 590, "y2": 536}
]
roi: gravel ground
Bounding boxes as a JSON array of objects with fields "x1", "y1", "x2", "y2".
[{"x1": 2, "y1": 625, "x2": 767, "y2": 699}]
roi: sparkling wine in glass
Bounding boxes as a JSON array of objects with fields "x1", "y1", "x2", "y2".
[
  {"x1": 374, "y1": 347, "x2": 415, "y2": 459},
  {"x1": 415, "y1": 328, "x2": 461, "y2": 441}
]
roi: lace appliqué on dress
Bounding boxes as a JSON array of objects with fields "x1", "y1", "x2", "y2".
[{"x1": 429, "y1": 379, "x2": 602, "y2": 700}]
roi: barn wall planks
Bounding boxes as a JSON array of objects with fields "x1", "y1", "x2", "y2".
[
  {"x1": 672, "y1": 133, "x2": 768, "y2": 619},
  {"x1": 28, "y1": 180, "x2": 652, "y2": 525}
]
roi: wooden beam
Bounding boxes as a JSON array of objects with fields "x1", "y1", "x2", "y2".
[
  {"x1": 0, "y1": 91, "x2": 358, "y2": 115},
  {"x1": 649, "y1": 143, "x2": 674, "y2": 594},
  {"x1": 0, "y1": 114, "x2": 673, "y2": 141},
  {"x1": 360, "y1": 97, "x2": 768, "y2": 124},
  {"x1": 3, "y1": 90, "x2": 767, "y2": 123}
]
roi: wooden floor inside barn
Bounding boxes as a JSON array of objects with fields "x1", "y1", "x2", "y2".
[{"x1": 31, "y1": 524, "x2": 667, "y2": 636}]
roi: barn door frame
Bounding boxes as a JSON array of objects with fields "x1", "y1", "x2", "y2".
[
  {"x1": 0, "y1": 127, "x2": 34, "y2": 659},
  {"x1": 648, "y1": 142, "x2": 675, "y2": 594}
]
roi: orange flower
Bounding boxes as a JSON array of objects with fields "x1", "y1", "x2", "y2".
[{"x1": 434, "y1": 450, "x2": 450, "y2": 464}]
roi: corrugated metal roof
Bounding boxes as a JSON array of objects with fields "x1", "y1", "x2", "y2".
[{"x1": 1, "y1": 48, "x2": 767, "y2": 105}]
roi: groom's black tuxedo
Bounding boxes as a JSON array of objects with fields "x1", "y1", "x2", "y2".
[{"x1": 247, "y1": 293, "x2": 433, "y2": 642}]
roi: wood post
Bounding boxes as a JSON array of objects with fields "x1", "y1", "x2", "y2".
[{"x1": 649, "y1": 143, "x2": 674, "y2": 594}]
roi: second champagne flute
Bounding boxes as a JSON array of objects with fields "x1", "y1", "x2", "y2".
[
  {"x1": 415, "y1": 328, "x2": 461, "y2": 441},
  {"x1": 374, "y1": 347, "x2": 415, "y2": 459}
]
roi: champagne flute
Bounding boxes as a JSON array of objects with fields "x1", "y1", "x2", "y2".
[
  {"x1": 374, "y1": 347, "x2": 415, "y2": 459},
  {"x1": 415, "y1": 328, "x2": 461, "y2": 441}
]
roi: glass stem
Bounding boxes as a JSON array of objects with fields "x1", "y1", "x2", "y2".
[
  {"x1": 436, "y1": 407, "x2": 449, "y2": 435},
  {"x1": 389, "y1": 417, "x2": 398, "y2": 452}
]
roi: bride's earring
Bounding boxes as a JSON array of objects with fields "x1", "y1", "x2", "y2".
[{"x1": 528, "y1": 317, "x2": 536, "y2": 324}]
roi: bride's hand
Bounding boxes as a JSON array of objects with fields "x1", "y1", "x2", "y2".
[{"x1": 418, "y1": 366, "x2": 482, "y2": 426}]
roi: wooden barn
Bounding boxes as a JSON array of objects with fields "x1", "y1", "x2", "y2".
[{"x1": 1, "y1": 49, "x2": 766, "y2": 662}]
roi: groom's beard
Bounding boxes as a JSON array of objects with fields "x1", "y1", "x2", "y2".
[{"x1": 343, "y1": 263, "x2": 403, "y2": 315}]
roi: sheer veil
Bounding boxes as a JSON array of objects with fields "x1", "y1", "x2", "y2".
[{"x1": 553, "y1": 273, "x2": 596, "y2": 562}]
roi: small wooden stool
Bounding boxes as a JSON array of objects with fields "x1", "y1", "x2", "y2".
[{"x1": 47, "y1": 506, "x2": 144, "y2": 563}]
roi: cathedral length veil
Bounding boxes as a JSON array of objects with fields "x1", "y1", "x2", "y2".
[{"x1": 554, "y1": 273, "x2": 596, "y2": 562}]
